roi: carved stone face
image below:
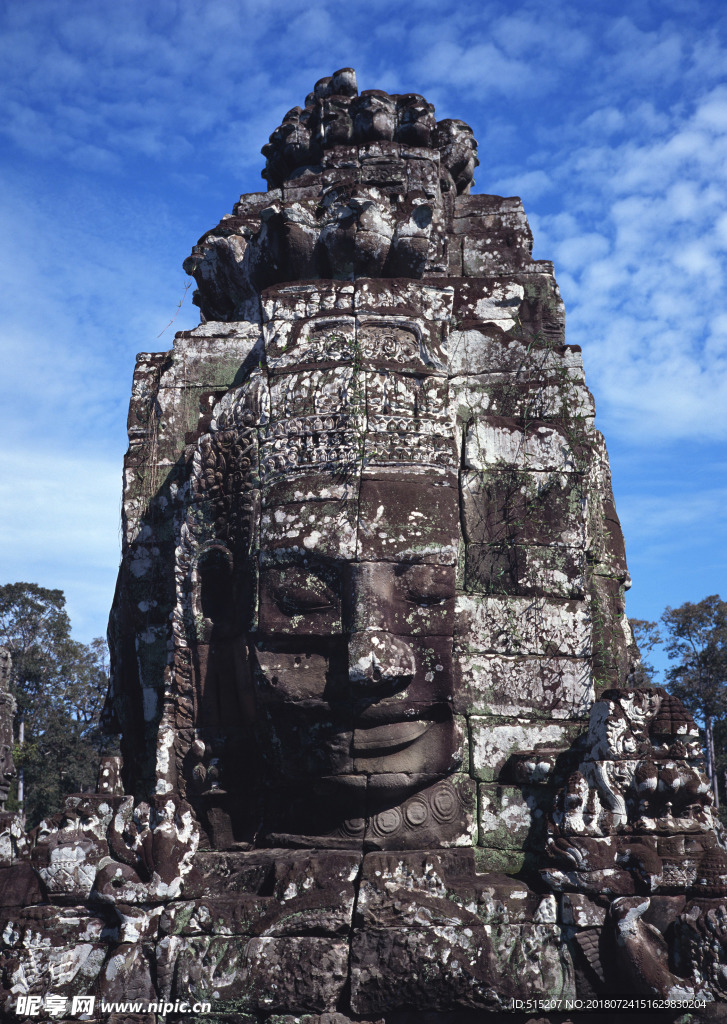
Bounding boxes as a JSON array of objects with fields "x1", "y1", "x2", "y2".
[
  {"x1": 182, "y1": 294, "x2": 470, "y2": 843},
  {"x1": 250, "y1": 468, "x2": 461, "y2": 835}
]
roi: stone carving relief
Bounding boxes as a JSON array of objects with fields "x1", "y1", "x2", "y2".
[
  {"x1": 1, "y1": 70, "x2": 724, "y2": 1022},
  {"x1": 544, "y1": 687, "x2": 727, "y2": 1001},
  {"x1": 167, "y1": 287, "x2": 472, "y2": 852},
  {"x1": 182, "y1": 70, "x2": 478, "y2": 322}
]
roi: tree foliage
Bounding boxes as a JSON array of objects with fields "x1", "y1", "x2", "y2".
[
  {"x1": 662, "y1": 596, "x2": 727, "y2": 715},
  {"x1": 0, "y1": 583, "x2": 114, "y2": 826},
  {"x1": 629, "y1": 618, "x2": 661, "y2": 687},
  {"x1": 661, "y1": 595, "x2": 727, "y2": 809}
]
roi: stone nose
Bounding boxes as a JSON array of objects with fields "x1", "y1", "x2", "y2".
[{"x1": 347, "y1": 630, "x2": 415, "y2": 691}]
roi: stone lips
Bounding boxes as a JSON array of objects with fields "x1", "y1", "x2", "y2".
[{"x1": 0, "y1": 70, "x2": 724, "y2": 1021}]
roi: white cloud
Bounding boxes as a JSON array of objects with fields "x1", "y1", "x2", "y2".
[
  {"x1": 694, "y1": 85, "x2": 727, "y2": 130},
  {"x1": 528, "y1": 70, "x2": 727, "y2": 442},
  {"x1": 491, "y1": 169, "x2": 553, "y2": 201}
]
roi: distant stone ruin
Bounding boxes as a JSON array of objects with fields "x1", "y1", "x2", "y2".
[{"x1": 0, "y1": 69, "x2": 725, "y2": 1023}]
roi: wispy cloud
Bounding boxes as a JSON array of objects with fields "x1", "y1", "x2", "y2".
[{"x1": 529, "y1": 78, "x2": 727, "y2": 441}]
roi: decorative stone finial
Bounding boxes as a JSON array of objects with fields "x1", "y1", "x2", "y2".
[{"x1": 260, "y1": 67, "x2": 478, "y2": 194}]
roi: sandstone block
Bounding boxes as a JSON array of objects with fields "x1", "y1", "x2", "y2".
[
  {"x1": 454, "y1": 594, "x2": 591, "y2": 657},
  {"x1": 469, "y1": 717, "x2": 583, "y2": 782},
  {"x1": 453, "y1": 652, "x2": 593, "y2": 719}
]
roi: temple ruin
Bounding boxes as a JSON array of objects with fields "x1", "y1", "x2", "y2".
[{"x1": 0, "y1": 69, "x2": 725, "y2": 1023}]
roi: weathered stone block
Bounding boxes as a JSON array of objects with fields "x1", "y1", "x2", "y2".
[
  {"x1": 462, "y1": 235, "x2": 531, "y2": 277},
  {"x1": 366, "y1": 369, "x2": 449, "y2": 422},
  {"x1": 358, "y1": 474, "x2": 459, "y2": 563},
  {"x1": 161, "y1": 854, "x2": 360, "y2": 939},
  {"x1": 361, "y1": 425, "x2": 458, "y2": 471},
  {"x1": 364, "y1": 773, "x2": 476, "y2": 849},
  {"x1": 257, "y1": 564, "x2": 344, "y2": 636},
  {"x1": 353, "y1": 716, "x2": 462, "y2": 781},
  {"x1": 0, "y1": 814, "x2": 29, "y2": 870},
  {"x1": 477, "y1": 783, "x2": 551, "y2": 851},
  {"x1": 450, "y1": 370, "x2": 595, "y2": 427},
  {"x1": 255, "y1": 705, "x2": 354, "y2": 779},
  {"x1": 181, "y1": 851, "x2": 276, "y2": 898},
  {"x1": 350, "y1": 922, "x2": 574, "y2": 1013},
  {"x1": 356, "y1": 849, "x2": 479, "y2": 929},
  {"x1": 588, "y1": 574, "x2": 633, "y2": 689},
  {"x1": 464, "y1": 416, "x2": 579, "y2": 473},
  {"x1": 464, "y1": 540, "x2": 586, "y2": 598},
  {"x1": 354, "y1": 278, "x2": 454, "y2": 322},
  {"x1": 474, "y1": 846, "x2": 528, "y2": 875},
  {"x1": 161, "y1": 895, "x2": 271, "y2": 936},
  {"x1": 448, "y1": 320, "x2": 575, "y2": 380},
  {"x1": 262, "y1": 282, "x2": 355, "y2": 324},
  {"x1": 454, "y1": 594, "x2": 591, "y2": 657},
  {"x1": 350, "y1": 925, "x2": 497, "y2": 1012},
  {"x1": 460, "y1": 468, "x2": 587, "y2": 548},
  {"x1": 98, "y1": 942, "x2": 157, "y2": 1004},
  {"x1": 356, "y1": 314, "x2": 448, "y2": 374},
  {"x1": 259, "y1": 498, "x2": 359, "y2": 562},
  {"x1": 268, "y1": 366, "x2": 359, "y2": 421},
  {"x1": 469, "y1": 717, "x2": 583, "y2": 782},
  {"x1": 168, "y1": 323, "x2": 263, "y2": 388},
  {"x1": 453, "y1": 194, "x2": 533, "y2": 254},
  {"x1": 0, "y1": 862, "x2": 42, "y2": 906},
  {"x1": 158, "y1": 934, "x2": 349, "y2": 1011},
  {"x1": 454, "y1": 652, "x2": 593, "y2": 719},
  {"x1": 32, "y1": 834, "x2": 107, "y2": 901},
  {"x1": 586, "y1": 431, "x2": 629, "y2": 584},
  {"x1": 560, "y1": 892, "x2": 608, "y2": 928},
  {"x1": 0, "y1": 906, "x2": 109, "y2": 998},
  {"x1": 262, "y1": 471, "x2": 359, "y2": 506},
  {"x1": 348, "y1": 562, "x2": 456, "y2": 636}
]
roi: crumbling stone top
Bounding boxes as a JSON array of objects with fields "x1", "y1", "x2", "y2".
[
  {"x1": 261, "y1": 67, "x2": 479, "y2": 195},
  {"x1": 183, "y1": 71, "x2": 531, "y2": 323}
]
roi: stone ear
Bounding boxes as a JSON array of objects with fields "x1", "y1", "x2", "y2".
[{"x1": 196, "y1": 545, "x2": 234, "y2": 629}]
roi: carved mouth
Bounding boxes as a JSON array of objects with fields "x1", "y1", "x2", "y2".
[{"x1": 352, "y1": 720, "x2": 430, "y2": 755}]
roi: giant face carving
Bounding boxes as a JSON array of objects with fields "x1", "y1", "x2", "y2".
[
  {"x1": 183, "y1": 292, "x2": 474, "y2": 847},
  {"x1": 252, "y1": 468, "x2": 462, "y2": 840}
]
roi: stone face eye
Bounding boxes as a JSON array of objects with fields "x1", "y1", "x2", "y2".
[
  {"x1": 274, "y1": 586, "x2": 336, "y2": 615},
  {"x1": 406, "y1": 590, "x2": 447, "y2": 607},
  {"x1": 258, "y1": 565, "x2": 344, "y2": 636}
]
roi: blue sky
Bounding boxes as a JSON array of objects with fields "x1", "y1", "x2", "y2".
[{"x1": 1, "y1": 0, "x2": 725, "y2": 680}]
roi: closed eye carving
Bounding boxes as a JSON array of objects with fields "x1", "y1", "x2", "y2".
[
  {"x1": 406, "y1": 591, "x2": 448, "y2": 607},
  {"x1": 274, "y1": 587, "x2": 337, "y2": 616}
]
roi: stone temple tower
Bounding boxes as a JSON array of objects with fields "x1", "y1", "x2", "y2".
[
  {"x1": 1, "y1": 69, "x2": 725, "y2": 1021},
  {"x1": 108, "y1": 67, "x2": 639, "y2": 854}
]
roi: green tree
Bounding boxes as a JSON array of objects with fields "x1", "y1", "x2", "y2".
[
  {"x1": 661, "y1": 595, "x2": 727, "y2": 809},
  {"x1": 0, "y1": 583, "x2": 113, "y2": 826},
  {"x1": 713, "y1": 716, "x2": 727, "y2": 827},
  {"x1": 629, "y1": 618, "x2": 661, "y2": 687}
]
